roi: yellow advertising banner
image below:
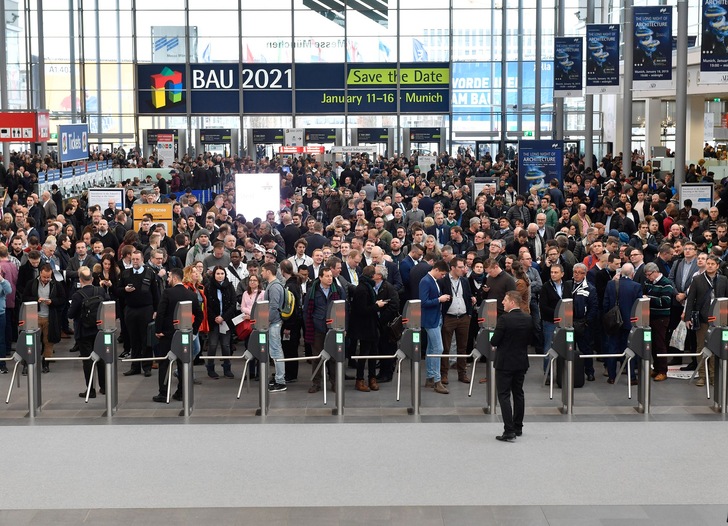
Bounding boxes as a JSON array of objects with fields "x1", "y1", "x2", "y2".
[{"x1": 133, "y1": 203, "x2": 174, "y2": 236}]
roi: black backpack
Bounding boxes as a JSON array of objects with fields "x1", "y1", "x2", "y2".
[{"x1": 79, "y1": 287, "x2": 103, "y2": 329}]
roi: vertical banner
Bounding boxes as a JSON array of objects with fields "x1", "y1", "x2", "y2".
[
  {"x1": 705, "y1": 113, "x2": 715, "y2": 143},
  {"x1": 518, "y1": 140, "x2": 564, "y2": 196},
  {"x1": 57, "y1": 124, "x2": 89, "y2": 163},
  {"x1": 554, "y1": 37, "x2": 583, "y2": 98},
  {"x1": 156, "y1": 133, "x2": 176, "y2": 167},
  {"x1": 585, "y1": 24, "x2": 620, "y2": 94},
  {"x1": 633, "y1": 6, "x2": 673, "y2": 90},
  {"x1": 700, "y1": 0, "x2": 728, "y2": 84}
]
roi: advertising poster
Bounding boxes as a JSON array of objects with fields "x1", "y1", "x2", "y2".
[
  {"x1": 700, "y1": 0, "x2": 728, "y2": 84},
  {"x1": 156, "y1": 133, "x2": 175, "y2": 167},
  {"x1": 633, "y1": 6, "x2": 673, "y2": 90},
  {"x1": 518, "y1": 140, "x2": 564, "y2": 196},
  {"x1": 58, "y1": 123, "x2": 89, "y2": 163},
  {"x1": 554, "y1": 37, "x2": 583, "y2": 98},
  {"x1": 585, "y1": 24, "x2": 620, "y2": 94}
]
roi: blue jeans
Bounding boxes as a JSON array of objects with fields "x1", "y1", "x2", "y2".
[
  {"x1": 542, "y1": 320, "x2": 556, "y2": 371},
  {"x1": 0, "y1": 312, "x2": 6, "y2": 370},
  {"x1": 425, "y1": 321, "x2": 444, "y2": 382},
  {"x1": 268, "y1": 321, "x2": 285, "y2": 384}
]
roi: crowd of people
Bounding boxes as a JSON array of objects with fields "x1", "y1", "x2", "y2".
[{"x1": 0, "y1": 145, "x2": 726, "y2": 402}]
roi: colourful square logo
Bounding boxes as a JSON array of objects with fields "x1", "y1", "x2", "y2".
[{"x1": 150, "y1": 67, "x2": 183, "y2": 109}]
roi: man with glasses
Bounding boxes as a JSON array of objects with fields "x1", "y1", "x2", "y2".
[
  {"x1": 643, "y1": 262, "x2": 676, "y2": 382},
  {"x1": 667, "y1": 241, "x2": 698, "y2": 366}
]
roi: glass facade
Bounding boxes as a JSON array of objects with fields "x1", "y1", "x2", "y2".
[{"x1": 0, "y1": 0, "x2": 707, "y2": 155}]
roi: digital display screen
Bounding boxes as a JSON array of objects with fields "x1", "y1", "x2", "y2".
[
  {"x1": 259, "y1": 333, "x2": 267, "y2": 344},
  {"x1": 182, "y1": 334, "x2": 189, "y2": 345},
  {"x1": 644, "y1": 331, "x2": 652, "y2": 342},
  {"x1": 104, "y1": 334, "x2": 112, "y2": 345},
  {"x1": 723, "y1": 330, "x2": 728, "y2": 342},
  {"x1": 566, "y1": 331, "x2": 573, "y2": 343},
  {"x1": 413, "y1": 333, "x2": 420, "y2": 343},
  {"x1": 336, "y1": 333, "x2": 343, "y2": 344},
  {"x1": 25, "y1": 334, "x2": 33, "y2": 345}
]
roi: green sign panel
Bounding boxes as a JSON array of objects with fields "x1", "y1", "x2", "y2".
[
  {"x1": 722, "y1": 330, "x2": 728, "y2": 342},
  {"x1": 181, "y1": 334, "x2": 189, "y2": 345},
  {"x1": 644, "y1": 330, "x2": 652, "y2": 342},
  {"x1": 259, "y1": 333, "x2": 266, "y2": 344},
  {"x1": 566, "y1": 331, "x2": 573, "y2": 343},
  {"x1": 413, "y1": 333, "x2": 420, "y2": 343},
  {"x1": 336, "y1": 333, "x2": 343, "y2": 344}
]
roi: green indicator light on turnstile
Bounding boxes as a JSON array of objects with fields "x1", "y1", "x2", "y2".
[
  {"x1": 181, "y1": 334, "x2": 189, "y2": 345},
  {"x1": 25, "y1": 334, "x2": 33, "y2": 345},
  {"x1": 566, "y1": 331, "x2": 573, "y2": 343},
  {"x1": 259, "y1": 333, "x2": 266, "y2": 344},
  {"x1": 413, "y1": 333, "x2": 420, "y2": 343},
  {"x1": 723, "y1": 330, "x2": 728, "y2": 342},
  {"x1": 336, "y1": 333, "x2": 343, "y2": 344},
  {"x1": 104, "y1": 334, "x2": 111, "y2": 345},
  {"x1": 644, "y1": 330, "x2": 652, "y2": 342}
]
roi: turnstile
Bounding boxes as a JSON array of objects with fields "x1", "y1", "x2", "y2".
[
  {"x1": 316, "y1": 300, "x2": 346, "y2": 415},
  {"x1": 239, "y1": 301, "x2": 270, "y2": 416},
  {"x1": 398, "y1": 300, "x2": 422, "y2": 415},
  {"x1": 475, "y1": 300, "x2": 498, "y2": 414},
  {"x1": 626, "y1": 298, "x2": 652, "y2": 413},
  {"x1": 550, "y1": 299, "x2": 575, "y2": 414},
  {"x1": 703, "y1": 297, "x2": 728, "y2": 413},
  {"x1": 5, "y1": 302, "x2": 42, "y2": 417}
]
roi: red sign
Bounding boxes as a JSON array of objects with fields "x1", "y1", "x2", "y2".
[
  {"x1": 0, "y1": 111, "x2": 50, "y2": 142},
  {"x1": 278, "y1": 145, "x2": 325, "y2": 154},
  {"x1": 723, "y1": 113, "x2": 728, "y2": 128}
]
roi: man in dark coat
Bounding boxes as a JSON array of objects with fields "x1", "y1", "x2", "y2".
[
  {"x1": 490, "y1": 290, "x2": 532, "y2": 442},
  {"x1": 374, "y1": 264, "x2": 401, "y2": 383},
  {"x1": 22, "y1": 264, "x2": 65, "y2": 373},
  {"x1": 153, "y1": 268, "x2": 203, "y2": 402}
]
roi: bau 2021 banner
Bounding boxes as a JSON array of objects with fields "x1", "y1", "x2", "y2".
[{"x1": 137, "y1": 62, "x2": 450, "y2": 115}]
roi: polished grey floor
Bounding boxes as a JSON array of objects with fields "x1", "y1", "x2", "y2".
[{"x1": 2, "y1": 338, "x2": 727, "y2": 525}]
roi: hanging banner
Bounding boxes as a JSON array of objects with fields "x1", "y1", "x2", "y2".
[
  {"x1": 633, "y1": 6, "x2": 673, "y2": 90},
  {"x1": 585, "y1": 24, "x2": 620, "y2": 94},
  {"x1": 700, "y1": 0, "x2": 728, "y2": 84},
  {"x1": 705, "y1": 113, "x2": 715, "y2": 143},
  {"x1": 554, "y1": 37, "x2": 583, "y2": 98},
  {"x1": 58, "y1": 123, "x2": 89, "y2": 163},
  {"x1": 518, "y1": 140, "x2": 564, "y2": 196}
]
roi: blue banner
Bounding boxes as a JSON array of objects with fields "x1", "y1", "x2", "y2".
[
  {"x1": 634, "y1": 6, "x2": 673, "y2": 87},
  {"x1": 585, "y1": 24, "x2": 620, "y2": 94},
  {"x1": 58, "y1": 124, "x2": 89, "y2": 163},
  {"x1": 518, "y1": 140, "x2": 563, "y2": 196},
  {"x1": 700, "y1": 0, "x2": 728, "y2": 84},
  {"x1": 554, "y1": 37, "x2": 583, "y2": 96}
]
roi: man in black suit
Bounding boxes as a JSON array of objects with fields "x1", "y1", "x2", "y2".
[
  {"x1": 153, "y1": 268, "x2": 203, "y2": 403},
  {"x1": 490, "y1": 290, "x2": 532, "y2": 442}
]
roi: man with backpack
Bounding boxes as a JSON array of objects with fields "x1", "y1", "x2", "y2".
[
  {"x1": 68, "y1": 266, "x2": 110, "y2": 398},
  {"x1": 261, "y1": 262, "x2": 287, "y2": 392}
]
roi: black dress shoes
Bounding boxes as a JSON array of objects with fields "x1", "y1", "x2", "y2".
[
  {"x1": 152, "y1": 394, "x2": 167, "y2": 403},
  {"x1": 495, "y1": 433, "x2": 517, "y2": 442},
  {"x1": 680, "y1": 362, "x2": 697, "y2": 371},
  {"x1": 515, "y1": 430, "x2": 523, "y2": 437},
  {"x1": 172, "y1": 392, "x2": 182, "y2": 401},
  {"x1": 143, "y1": 370, "x2": 152, "y2": 377},
  {"x1": 375, "y1": 374, "x2": 393, "y2": 383},
  {"x1": 79, "y1": 390, "x2": 96, "y2": 398},
  {"x1": 123, "y1": 369, "x2": 141, "y2": 376},
  {"x1": 586, "y1": 374, "x2": 595, "y2": 382}
]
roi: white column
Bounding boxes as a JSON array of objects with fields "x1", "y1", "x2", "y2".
[{"x1": 644, "y1": 98, "x2": 662, "y2": 159}]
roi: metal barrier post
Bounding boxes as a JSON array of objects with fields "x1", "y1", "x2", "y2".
[
  {"x1": 322, "y1": 300, "x2": 346, "y2": 415},
  {"x1": 399, "y1": 300, "x2": 421, "y2": 415},
  {"x1": 703, "y1": 298, "x2": 728, "y2": 413},
  {"x1": 550, "y1": 299, "x2": 574, "y2": 414},
  {"x1": 9, "y1": 302, "x2": 43, "y2": 417},
  {"x1": 474, "y1": 300, "x2": 498, "y2": 414},
  {"x1": 92, "y1": 301, "x2": 119, "y2": 416},
  {"x1": 246, "y1": 301, "x2": 270, "y2": 416},
  {"x1": 626, "y1": 298, "x2": 652, "y2": 414}
]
